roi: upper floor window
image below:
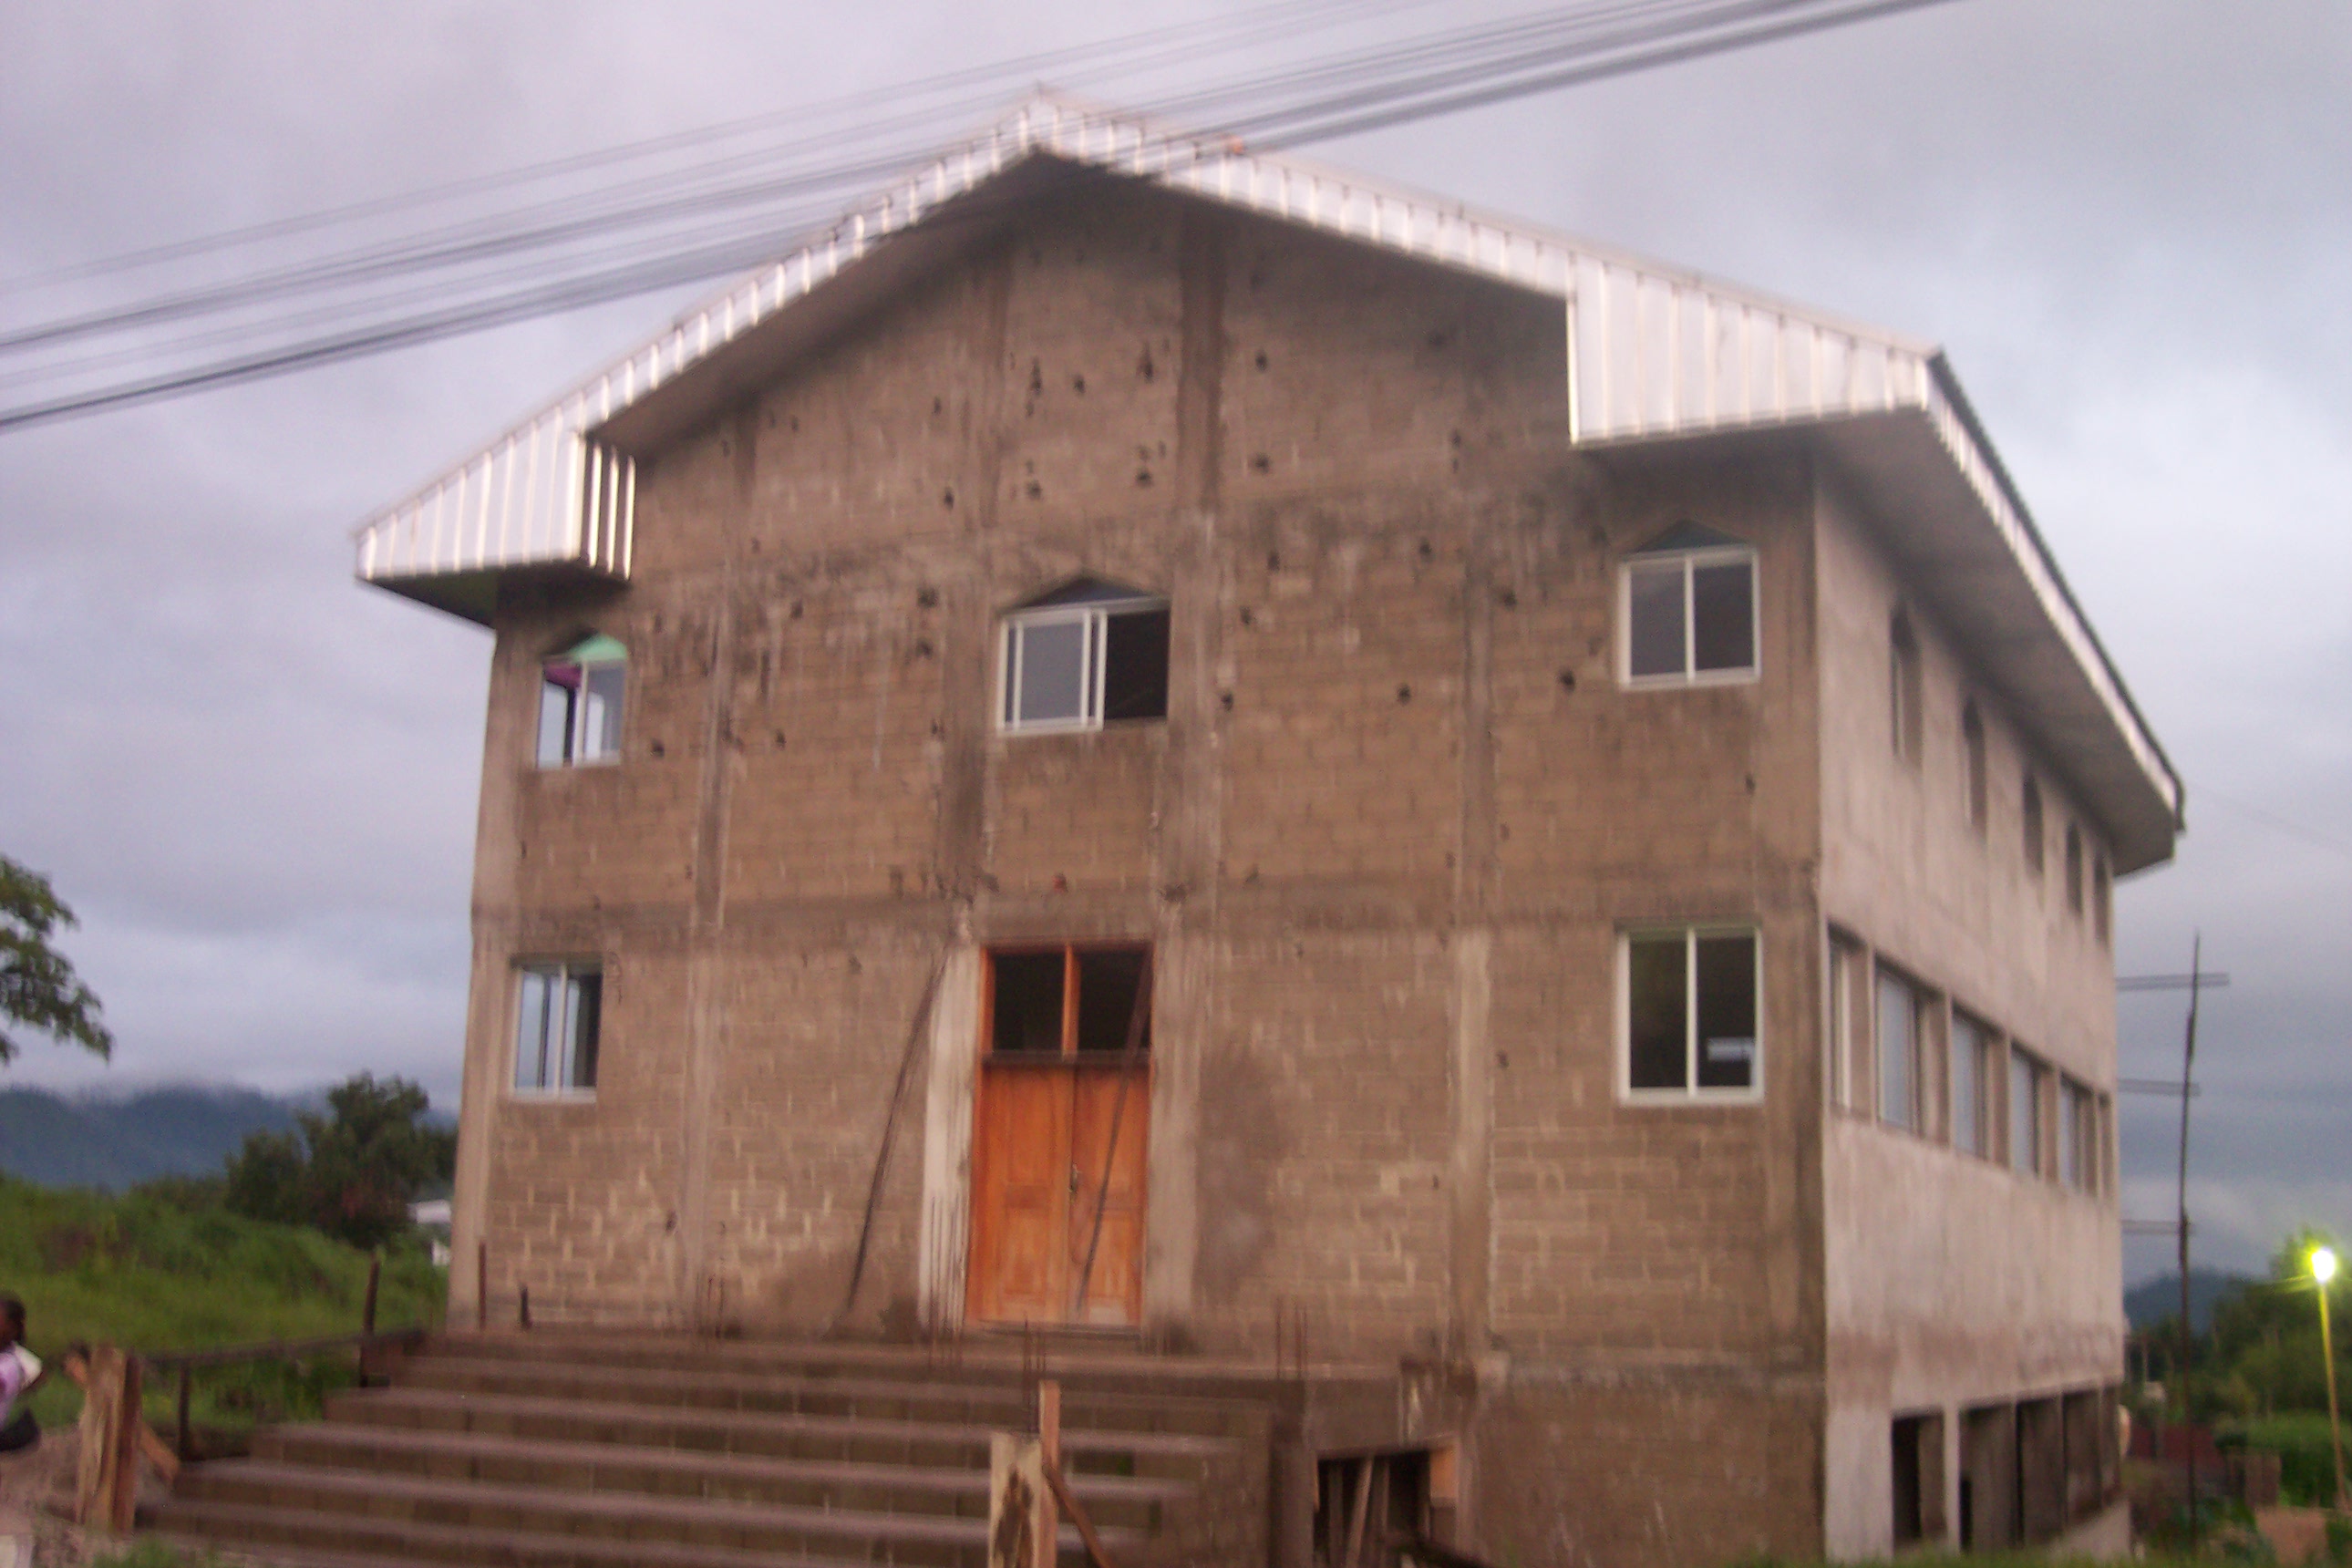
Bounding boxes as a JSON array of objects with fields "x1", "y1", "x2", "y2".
[
  {"x1": 1889, "y1": 610, "x2": 1923, "y2": 767},
  {"x1": 1624, "y1": 926, "x2": 1759, "y2": 1099},
  {"x1": 1622, "y1": 522, "x2": 1756, "y2": 686},
  {"x1": 1962, "y1": 702, "x2": 1987, "y2": 832},
  {"x1": 1875, "y1": 965, "x2": 1932, "y2": 1133},
  {"x1": 1951, "y1": 1010, "x2": 1993, "y2": 1159},
  {"x1": 2064, "y1": 824, "x2": 2085, "y2": 915},
  {"x1": 999, "y1": 579, "x2": 1170, "y2": 733},
  {"x1": 2022, "y1": 775, "x2": 2046, "y2": 876},
  {"x1": 2010, "y1": 1047, "x2": 2047, "y2": 1177},
  {"x1": 538, "y1": 634, "x2": 625, "y2": 766},
  {"x1": 514, "y1": 961, "x2": 601, "y2": 1095}
]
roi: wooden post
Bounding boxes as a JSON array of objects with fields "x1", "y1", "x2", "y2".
[
  {"x1": 476, "y1": 1240, "x2": 488, "y2": 1331},
  {"x1": 989, "y1": 1432, "x2": 1050, "y2": 1568},
  {"x1": 362, "y1": 1253, "x2": 381, "y2": 1336},
  {"x1": 1344, "y1": 1456, "x2": 1375, "y2": 1568},
  {"x1": 72, "y1": 1346, "x2": 143, "y2": 1534},
  {"x1": 1037, "y1": 1379, "x2": 1061, "y2": 1568},
  {"x1": 174, "y1": 1363, "x2": 192, "y2": 1462}
]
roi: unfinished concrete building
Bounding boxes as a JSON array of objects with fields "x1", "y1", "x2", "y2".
[{"x1": 346, "y1": 99, "x2": 2177, "y2": 1565}]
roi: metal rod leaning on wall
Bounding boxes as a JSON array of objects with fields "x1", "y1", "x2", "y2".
[{"x1": 830, "y1": 951, "x2": 948, "y2": 1332}]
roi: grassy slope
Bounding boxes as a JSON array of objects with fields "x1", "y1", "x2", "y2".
[{"x1": 0, "y1": 1175, "x2": 443, "y2": 1434}]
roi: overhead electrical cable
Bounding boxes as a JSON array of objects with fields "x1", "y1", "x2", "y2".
[
  {"x1": 0, "y1": 0, "x2": 1966, "y2": 433},
  {"x1": 1, "y1": 0, "x2": 1437, "y2": 296}
]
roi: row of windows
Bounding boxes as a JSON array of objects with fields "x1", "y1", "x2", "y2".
[
  {"x1": 506, "y1": 932, "x2": 1759, "y2": 1101},
  {"x1": 1829, "y1": 932, "x2": 2110, "y2": 1194},
  {"x1": 530, "y1": 523, "x2": 1764, "y2": 769},
  {"x1": 1890, "y1": 612, "x2": 2111, "y2": 943}
]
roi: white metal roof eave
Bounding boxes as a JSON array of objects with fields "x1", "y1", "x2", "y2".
[{"x1": 348, "y1": 94, "x2": 2179, "y2": 864}]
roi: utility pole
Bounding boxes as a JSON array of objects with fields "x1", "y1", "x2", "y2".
[{"x1": 2118, "y1": 943, "x2": 2229, "y2": 1538}]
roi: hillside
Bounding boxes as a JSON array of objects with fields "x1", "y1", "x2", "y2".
[
  {"x1": 2125, "y1": 1268, "x2": 2251, "y2": 1334},
  {"x1": 0, "y1": 1085, "x2": 304, "y2": 1190},
  {"x1": 0, "y1": 1175, "x2": 444, "y2": 1438}
]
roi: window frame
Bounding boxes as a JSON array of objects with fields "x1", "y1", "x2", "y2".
[
  {"x1": 1874, "y1": 964, "x2": 1933, "y2": 1134},
  {"x1": 997, "y1": 595, "x2": 1168, "y2": 735},
  {"x1": 536, "y1": 635, "x2": 626, "y2": 769},
  {"x1": 982, "y1": 943, "x2": 1155, "y2": 1059},
  {"x1": 511, "y1": 959, "x2": 603, "y2": 1099},
  {"x1": 2009, "y1": 1046, "x2": 2048, "y2": 1179},
  {"x1": 1618, "y1": 543, "x2": 1760, "y2": 690},
  {"x1": 1889, "y1": 610, "x2": 1924, "y2": 767},
  {"x1": 1950, "y1": 1009, "x2": 1996, "y2": 1161},
  {"x1": 1825, "y1": 930, "x2": 1867, "y2": 1115},
  {"x1": 1617, "y1": 924, "x2": 1764, "y2": 1106}
]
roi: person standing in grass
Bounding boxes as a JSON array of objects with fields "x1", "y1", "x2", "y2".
[{"x1": 0, "y1": 1295, "x2": 44, "y2": 1453}]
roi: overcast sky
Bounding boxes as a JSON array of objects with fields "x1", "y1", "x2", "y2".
[{"x1": 1, "y1": 0, "x2": 2344, "y2": 1284}]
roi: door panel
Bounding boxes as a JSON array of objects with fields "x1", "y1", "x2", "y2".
[
  {"x1": 966, "y1": 1066, "x2": 1072, "y2": 1324},
  {"x1": 1067, "y1": 1065, "x2": 1149, "y2": 1326},
  {"x1": 967, "y1": 1061, "x2": 1149, "y2": 1326}
]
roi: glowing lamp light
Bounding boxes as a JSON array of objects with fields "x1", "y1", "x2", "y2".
[{"x1": 2316, "y1": 1246, "x2": 2340, "y2": 1286}]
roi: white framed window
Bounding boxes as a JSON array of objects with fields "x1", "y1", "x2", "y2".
[
  {"x1": 514, "y1": 962, "x2": 601, "y2": 1095},
  {"x1": 538, "y1": 633, "x2": 625, "y2": 766},
  {"x1": 1620, "y1": 523, "x2": 1758, "y2": 686},
  {"x1": 1622, "y1": 926, "x2": 1760, "y2": 1101},
  {"x1": 998, "y1": 580, "x2": 1170, "y2": 733}
]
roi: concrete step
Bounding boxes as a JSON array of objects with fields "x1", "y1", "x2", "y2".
[
  {"x1": 252, "y1": 1420, "x2": 1188, "y2": 1531},
  {"x1": 433, "y1": 1328, "x2": 1350, "y2": 1405},
  {"x1": 325, "y1": 1386, "x2": 1227, "y2": 1479},
  {"x1": 397, "y1": 1351, "x2": 1249, "y2": 1439},
  {"x1": 152, "y1": 1505, "x2": 880, "y2": 1568},
  {"x1": 161, "y1": 1460, "x2": 1138, "y2": 1568}
]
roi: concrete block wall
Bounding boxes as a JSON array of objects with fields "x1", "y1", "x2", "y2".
[
  {"x1": 1811, "y1": 470, "x2": 2125, "y2": 1556},
  {"x1": 436, "y1": 171, "x2": 2130, "y2": 1564}
]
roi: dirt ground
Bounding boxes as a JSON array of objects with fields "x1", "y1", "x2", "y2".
[
  {"x1": 0, "y1": 1422, "x2": 96, "y2": 1567},
  {"x1": 0, "y1": 1423, "x2": 253, "y2": 1568},
  {"x1": 2256, "y1": 1505, "x2": 2346, "y2": 1566}
]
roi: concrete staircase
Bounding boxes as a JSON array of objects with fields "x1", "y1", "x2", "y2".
[{"x1": 148, "y1": 1332, "x2": 1281, "y2": 1567}]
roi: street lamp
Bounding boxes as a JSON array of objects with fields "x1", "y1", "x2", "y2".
[{"x1": 2316, "y1": 1245, "x2": 2346, "y2": 1512}]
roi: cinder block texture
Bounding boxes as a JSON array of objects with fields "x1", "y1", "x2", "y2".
[{"x1": 444, "y1": 176, "x2": 2129, "y2": 1566}]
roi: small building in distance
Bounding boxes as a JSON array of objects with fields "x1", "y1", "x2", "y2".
[{"x1": 359, "y1": 98, "x2": 2178, "y2": 1564}]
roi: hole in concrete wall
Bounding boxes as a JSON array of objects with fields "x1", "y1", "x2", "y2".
[{"x1": 1892, "y1": 1411, "x2": 1945, "y2": 1547}]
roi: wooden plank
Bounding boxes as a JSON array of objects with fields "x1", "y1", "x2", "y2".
[
  {"x1": 988, "y1": 1432, "x2": 1050, "y2": 1568},
  {"x1": 1044, "y1": 1455, "x2": 1123, "y2": 1568}
]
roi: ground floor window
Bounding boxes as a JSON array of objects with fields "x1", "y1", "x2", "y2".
[
  {"x1": 1624, "y1": 927, "x2": 1759, "y2": 1099},
  {"x1": 514, "y1": 962, "x2": 600, "y2": 1093}
]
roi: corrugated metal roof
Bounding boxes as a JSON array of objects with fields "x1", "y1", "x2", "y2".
[{"x1": 354, "y1": 91, "x2": 2179, "y2": 864}]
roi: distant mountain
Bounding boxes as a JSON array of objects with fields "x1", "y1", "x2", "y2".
[
  {"x1": 2126, "y1": 1269, "x2": 2252, "y2": 1334},
  {"x1": 0, "y1": 1085, "x2": 305, "y2": 1191}
]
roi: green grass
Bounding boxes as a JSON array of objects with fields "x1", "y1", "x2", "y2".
[
  {"x1": 0, "y1": 1175, "x2": 443, "y2": 1440},
  {"x1": 2227, "y1": 1411, "x2": 2351, "y2": 1508}
]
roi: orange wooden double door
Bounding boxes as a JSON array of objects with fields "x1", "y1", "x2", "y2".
[{"x1": 965, "y1": 945, "x2": 1151, "y2": 1327}]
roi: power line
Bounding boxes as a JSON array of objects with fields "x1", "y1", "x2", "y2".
[{"x1": 0, "y1": 0, "x2": 1964, "y2": 432}]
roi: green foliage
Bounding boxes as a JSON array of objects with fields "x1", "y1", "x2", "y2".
[
  {"x1": 222, "y1": 1072, "x2": 456, "y2": 1250},
  {"x1": 2200, "y1": 1228, "x2": 2348, "y2": 1420},
  {"x1": 2226, "y1": 1412, "x2": 2348, "y2": 1508},
  {"x1": 88, "y1": 1543, "x2": 237, "y2": 1567},
  {"x1": 0, "y1": 853, "x2": 111, "y2": 1063},
  {"x1": 88, "y1": 1543, "x2": 238, "y2": 1567},
  {"x1": 0, "y1": 1173, "x2": 442, "y2": 1437}
]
